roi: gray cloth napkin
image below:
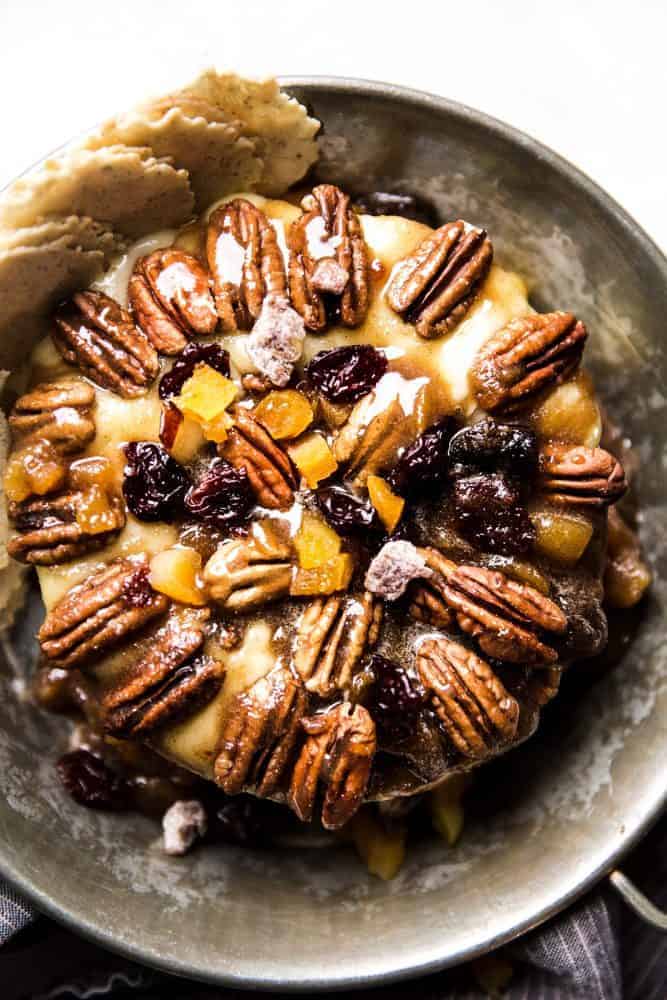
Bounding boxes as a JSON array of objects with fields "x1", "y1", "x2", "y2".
[{"x1": 1, "y1": 816, "x2": 665, "y2": 1000}]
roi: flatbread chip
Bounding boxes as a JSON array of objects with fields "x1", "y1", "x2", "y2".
[
  {"x1": 0, "y1": 214, "x2": 123, "y2": 260},
  {"x1": 0, "y1": 235, "x2": 106, "y2": 367},
  {"x1": 84, "y1": 108, "x2": 262, "y2": 210},
  {"x1": 151, "y1": 71, "x2": 319, "y2": 195},
  {"x1": 0, "y1": 146, "x2": 194, "y2": 238}
]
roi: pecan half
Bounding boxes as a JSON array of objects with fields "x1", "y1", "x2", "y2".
[
  {"x1": 53, "y1": 291, "x2": 159, "y2": 398},
  {"x1": 539, "y1": 443, "x2": 626, "y2": 507},
  {"x1": 408, "y1": 580, "x2": 455, "y2": 628},
  {"x1": 288, "y1": 184, "x2": 369, "y2": 331},
  {"x1": 206, "y1": 198, "x2": 287, "y2": 331},
  {"x1": 38, "y1": 556, "x2": 169, "y2": 669},
  {"x1": 523, "y1": 666, "x2": 562, "y2": 708},
  {"x1": 420, "y1": 548, "x2": 567, "y2": 665},
  {"x1": 417, "y1": 637, "x2": 519, "y2": 759},
  {"x1": 9, "y1": 378, "x2": 96, "y2": 455},
  {"x1": 288, "y1": 703, "x2": 376, "y2": 830},
  {"x1": 294, "y1": 592, "x2": 382, "y2": 697},
  {"x1": 214, "y1": 666, "x2": 306, "y2": 797},
  {"x1": 203, "y1": 520, "x2": 292, "y2": 610},
  {"x1": 129, "y1": 249, "x2": 217, "y2": 354},
  {"x1": 472, "y1": 311, "x2": 588, "y2": 413},
  {"x1": 103, "y1": 607, "x2": 223, "y2": 738},
  {"x1": 220, "y1": 406, "x2": 296, "y2": 509},
  {"x1": 386, "y1": 220, "x2": 493, "y2": 338},
  {"x1": 8, "y1": 482, "x2": 125, "y2": 566},
  {"x1": 333, "y1": 374, "x2": 433, "y2": 486}
]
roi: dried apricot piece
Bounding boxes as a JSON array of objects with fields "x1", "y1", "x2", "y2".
[
  {"x1": 294, "y1": 510, "x2": 341, "y2": 568},
  {"x1": 367, "y1": 475, "x2": 405, "y2": 533},
  {"x1": 288, "y1": 433, "x2": 338, "y2": 488},
  {"x1": 254, "y1": 390, "x2": 313, "y2": 440},
  {"x1": 149, "y1": 546, "x2": 206, "y2": 605},
  {"x1": 530, "y1": 507, "x2": 593, "y2": 566},
  {"x1": 290, "y1": 553, "x2": 354, "y2": 595}
]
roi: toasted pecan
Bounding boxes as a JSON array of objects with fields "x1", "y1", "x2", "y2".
[
  {"x1": 472, "y1": 311, "x2": 587, "y2": 413},
  {"x1": 288, "y1": 184, "x2": 369, "y2": 331},
  {"x1": 214, "y1": 666, "x2": 306, "y2": 797},
  {"x1": 38, "y1": 556, "x2": 168, "y2": 669},
  {"x1": 129, "y1": 249, "x2": 217, "y2": 354},
  {"x1": 417, "y1": 636, "x2": 519, "y2": 759},
  {"x1": 103, "y1": 607, "x2": 223, "y2": 737},
  {"x1": 288, "y1": 703, "x2": 376, "y2": 830},
  {"x1": 539, "y1": 443, "x2": 626, "y2": 507},
  {"x1": 53, "y1": 291, "x2": 159, "y2": 398},
  {"x1": 220, "y1": 406, "x2": 296, "y2": 509},
  {"x1": 203, "y1": 520, "x2": 292, "y2": 611},
  {"x1": 294, "y1": 592, "x2": 382, "y2": 697},
  {"x1": 206, "y1": 198, "x2": 287, "y2": 331},
  {"x1": 9, "y1": 378, "x2": 96, "y2": 455},
  {"x1": 386, "y1": 219, "x2": 493, "y2": 338}
]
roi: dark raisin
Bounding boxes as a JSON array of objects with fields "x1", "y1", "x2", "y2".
[
  {"x1": 448, "y1": 419, "x2": 538, "y2": 480},
  {"x1": 159, "y1": 342, "x2": 230, "y2": 400},
  {"x1": 122, "y1": 563, "x2": 157, "y2": 607},
  {"x1": 352, "y1": 191, "x2": 440, "y2": 228},
  {"x1": 123, "y1": 441, "x2": 190, "y2": 522},
  {"x1": 56, "y1": 749, "x2": 128, "y2": 810},
  {"x1": 184, "y1": 458, "x2": 253, "y2": 529},
  {"x1": 452, "y1": 473, "x2": 535, "y2": 555},
  {"x1": 368, "y1": 655, "x2": 424, "y2": 743},
  {"x1": 387, "y1": 417, "x2": 456, "y2": 498},
  {"x1": 305, "y1": 346, "x2": 387, "y2": 404},
  {"x1": 316, "y1": 485, "x2": 380, "y2": 535}
]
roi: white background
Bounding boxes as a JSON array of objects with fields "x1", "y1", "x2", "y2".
[{"x1": 0, "y1": 0, "x2": 665, "y2": 250}]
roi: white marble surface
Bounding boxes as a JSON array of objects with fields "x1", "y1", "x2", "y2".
[{"x1": 0, "y1": 0, "x2": 665, "y2": 250}]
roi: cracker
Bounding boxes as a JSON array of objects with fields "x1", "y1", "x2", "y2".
[
  {"x1": 85, "y1": 107, "x2": 262, "y2": 210},
  {"x1": 149, "y1": 70, "x2": 320, "y2": 195},
  {"x1": 0, "y1": 214, "x2": 123, "y2": 260},
  {"x1": 0, "y1": 146, "x2": 195, "y2": 238},
  {"x1": 0, "y1": 235, "x2": 106, "y2": 368}
]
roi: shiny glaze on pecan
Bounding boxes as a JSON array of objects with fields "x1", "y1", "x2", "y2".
[
  {"x1": 472, "y1": 311, "x2": 587, "y2": 413},
  {"x1": 539, "y1": 443, "x2": 626, "y2": 507},
  {"x1": 293, "y1": 592, "x2": 382, "y2": 697},
  {"x1": 103, "y1": 607, "x2": 223, "y2": 738},
  {"x1": 9, "y1": 378, "x2": 96, "y2": 455},
  {"x1": 419, "y1": 548, "x2": 567, "y2": 665},
  {"x1": 53, "y1": 291, "x2": 159, "y2": 398},
  {"x1": 417, "y1": 636, "x2": 519, "y2": 759},
  {"x1": 386, "y1": 220, "x2": 493, "y2": 338},
  {"x1": 203, "y1": 521, "x2": 292, "y2": 611},
  {"x1": 38, "y1": 556, "x2": 169, "y2": 669},
  {"x1": 214, "y1": 666, "x2": 306, "y2": 797},
  {"x1": 129, "y1": 249, "x2": 217, "y2": 354},
  {"x1": 288, "y1": 703, "x2": 376, "y2": 830},
  {"x1": 206, "y1": 198, "x2": 287, "y2": 331},
  {"x1": 8, "y1": 484, "x2": 125, "y2": 565},
  {"x1": 288, "y1": 184, "x2": 369, "y2": 331},
  {"x1": 408, "y1": 580, "x2": 455, "y2": 628},
  {"x1": 220, "y1": 406, "x2": 296, "y2": 509}
]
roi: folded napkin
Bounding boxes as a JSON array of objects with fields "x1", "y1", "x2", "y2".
[{"x1": 2, "y1": 815, "x2": 665, "y2": 1000}]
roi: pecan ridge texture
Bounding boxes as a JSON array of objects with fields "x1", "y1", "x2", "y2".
[
  {"x1": 386, "y1": 219, "x2": 493, "y2": 338},
  {"x1": 9, "y1": 378, "x2": 96, "y2": 455},
  {"x1": 539, "y1": 443, "x2": 626, "y2": 507},
  {"x1": 220, "y1": 406, "x2": 296, "y2": 509}
]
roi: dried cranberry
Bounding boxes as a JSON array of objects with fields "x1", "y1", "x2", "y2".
[
  {"x1": 159, "y1": 342, "x2": 230, "y2": 400},
  {"x1": 184, "y1": 459, "x2": 253, "y2": 529},
  {"x1": 368, "y1": 655, "x2": 424, "y2": 743},
  {"x1": 352, "y1": 191, "x2": 440, "y2": 228},
  {"x1": 448, "y1": 419, "x2": 538, "y2": 480},
  {"x1": 305, "y1": 345, "x2": 387, "y2": 404},
  {"x1": 387, "y1": 417, "x2": 456, "y2": 498},
  {"x1": 122, "y1": 563, "x2": 156, "y2": 607},
  {"x1": 452, "y1": 473, "x2": 535, "y2": 555},
  {"x1": 56, "y1": 749, "x2": 128, "y2": 810},
  {"x1": 316, "y1": 485, "x2": 380, "y2": 535},
  {"x1": 123, "y1": 442, "x2": 190, "y2": 522}
]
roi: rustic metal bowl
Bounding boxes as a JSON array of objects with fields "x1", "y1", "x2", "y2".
[{"x1": 0, "y1": 77, "x2": 665, "y2": 990}]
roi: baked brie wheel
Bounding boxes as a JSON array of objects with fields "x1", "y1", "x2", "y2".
[{"x1": 0, "y1": 71, "x2": 649, "y2": 861}]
